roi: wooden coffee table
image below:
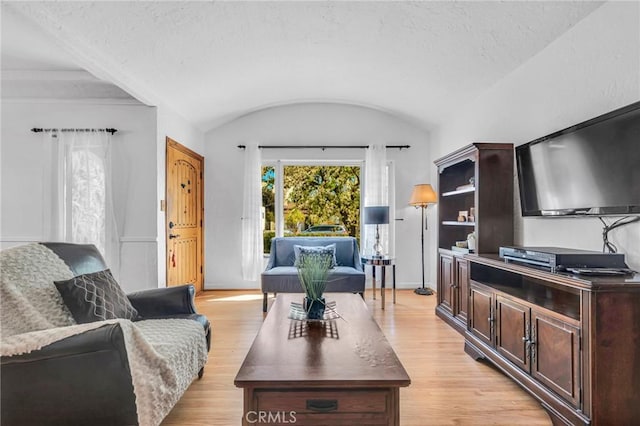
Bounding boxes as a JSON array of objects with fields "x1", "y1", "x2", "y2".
[{"x1": 234, "y1": 293, "x2": 411, "y2": 426}]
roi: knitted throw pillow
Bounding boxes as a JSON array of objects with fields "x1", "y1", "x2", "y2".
[
  {"x1": 293, "y1": 244, "x2": 337, "y2": 268},
  {"x1": 54, "y1": 269, "x2": 139, "y2": 323}
]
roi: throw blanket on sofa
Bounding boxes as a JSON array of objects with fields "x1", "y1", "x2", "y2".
[{"x1": 0, "y1": 244, "x2": 207, "y2": 426}]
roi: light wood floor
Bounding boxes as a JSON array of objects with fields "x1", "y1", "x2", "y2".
[{"x1": 162, "y1": 289, "x2": 552, "y2": 425}]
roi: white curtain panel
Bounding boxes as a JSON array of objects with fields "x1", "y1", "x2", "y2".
[
  {"x1": 42, "y1": 133, "x2": 64, "y2": 242},
  {"x1": 387, "y1": 162, "x2": 396, "y2": 257},
  {"x1": 46, "y1": 131, "x2": 120, "y2": 276},
  {"x1": 241, "y1": 144, "x2": 264, "y2": 281},
  {"x1": 364, "y1": 144, "x2": 391, "y2": 256}
]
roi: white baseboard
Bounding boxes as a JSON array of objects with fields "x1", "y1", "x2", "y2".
[
  {"x1": 204, "y1": 281, "x2": 436, "y2": 291},
  {"x1": 0, "y1": 237, "x2": 42, "y2": 242}
]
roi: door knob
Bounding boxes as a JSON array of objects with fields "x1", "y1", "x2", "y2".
[{"x1": 169, "y1": 234, "x2": 180, "y2": 239}]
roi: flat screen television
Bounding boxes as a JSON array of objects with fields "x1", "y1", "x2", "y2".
[{"x1": 516, "y1": 101, "x2": 640, "y2": 217}]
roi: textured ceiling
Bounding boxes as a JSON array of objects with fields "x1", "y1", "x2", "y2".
[{"x1": 2, "y1": 1, "x2": 603, "y2": 131}]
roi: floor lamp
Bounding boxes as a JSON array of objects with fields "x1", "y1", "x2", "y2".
[{"x1": 409, "y1": 184, "x2": 438, "y2": 295}]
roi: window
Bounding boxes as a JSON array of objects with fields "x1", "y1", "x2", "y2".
[
  {"x1": 262, "y1": 163, "x2": 361, "y2": 253},
  {"x1": 44, "y1": 131, "x2": 118, "y2": 268},
  {"x1": 262, "y1": 165, "x2": 276, "y2": 251},
  {"x1": 68, "y1": 150, "x2": 107, "y2": 254}
]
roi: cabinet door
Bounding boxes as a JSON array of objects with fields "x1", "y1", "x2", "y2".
[
  {"x1": 454, "y1": 258, "x2": 469, "y2": 323},
  {"x1": 531, "y1": 311, "x2": 581, "y2": 408},
  {"x1": 438, "y1": 253, "x2": 454, "y2": 315},
  {"x1": 469, "y1": 283, "x2": 493, "y2": 347},
  {"x1": 495, "y1": 296, "x2": 530, "y2": 373}
]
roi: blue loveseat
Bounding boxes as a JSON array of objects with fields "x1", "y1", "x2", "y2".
[{"x1": 261, "y1": 237, "x2": 366, "y2": 312}]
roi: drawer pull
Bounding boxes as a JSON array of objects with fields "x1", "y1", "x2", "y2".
[{"x1": 306, "y1": 399, "x2": 338, "y2": 412}]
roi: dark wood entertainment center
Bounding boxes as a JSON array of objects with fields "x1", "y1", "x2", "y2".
[
  {"x1": 465, "y1": 255, "x2": 640, "y2": 425},
  {"x1": 435, "y1": 143, "x2": 640, "y2": 425}
]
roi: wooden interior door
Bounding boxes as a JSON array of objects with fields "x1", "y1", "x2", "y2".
[{"x1": 166, "y1": 137, "x2": 204, "y2": 293}]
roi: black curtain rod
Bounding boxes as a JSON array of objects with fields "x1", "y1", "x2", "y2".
[
  {"x1": 31, "y1": 127, "x2": 118, "y2": 135},
  {"x1": 237, "y1": 144, "x2": 410, "y2": 150}
]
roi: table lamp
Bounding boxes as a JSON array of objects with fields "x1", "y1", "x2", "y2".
[{"x1": 364, "y1": 206, "x2": 389, "y2": 258}]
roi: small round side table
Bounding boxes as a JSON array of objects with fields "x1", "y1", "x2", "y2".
[{"x1": 361, "y1": 256, "x2": 396, "y2": 310}]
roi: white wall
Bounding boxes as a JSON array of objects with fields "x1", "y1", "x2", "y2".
[
  {"x1": 0, "y1": 100, "x2": 159, "y2": 292},
  {"x1": 0, "y1": 99, "x2": 206, "y2": 292},
  {"x1": 431, "y1": 1, "x2": 640, "y2": 275},
  {"x1": 204, "y1": 102, "x2": 433, "y2": 290}
]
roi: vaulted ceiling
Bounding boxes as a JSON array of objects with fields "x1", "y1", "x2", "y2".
[{"x1": 1, "y1": 1, "x2": 604, "y2": 132}]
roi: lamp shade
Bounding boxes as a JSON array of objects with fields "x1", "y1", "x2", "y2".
[
  {"x1": 364, "y1": 206, "x2": 389, "y2": 225},
  {"x1": 409, "y1": 184, "x2": 437, "y2": 206}
]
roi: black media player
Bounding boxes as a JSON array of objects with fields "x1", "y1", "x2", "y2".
[{"x1": 498, "y1": 246, "x2": 627, "y2": 272}]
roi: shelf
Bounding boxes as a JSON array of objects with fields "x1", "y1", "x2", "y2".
[
  {"x1": 442, "y1": 187, "x2": 476, "y2": 197},
  {"x1": 442, "y1": 221, "x2": 476, "y2": 227},
  {"x1": 436, "y1": 143, "x2": 513, "y2": 269}
]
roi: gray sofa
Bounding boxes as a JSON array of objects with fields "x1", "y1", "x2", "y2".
[{"x1": 261, "y1": 237, "x2": 366, "y2": 312}]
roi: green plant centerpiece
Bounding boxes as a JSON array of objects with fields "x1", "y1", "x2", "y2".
[{"x1": 296, "y1": 249, "x2": 333, "y2": 320}]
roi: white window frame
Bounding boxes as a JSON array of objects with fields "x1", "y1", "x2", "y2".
[
  {"x1": 262, "y1": 159, "x2": 395, "y2": 256},
  {"x1": 262, "y1": 160, "x2": 363, "y2": 238}
]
